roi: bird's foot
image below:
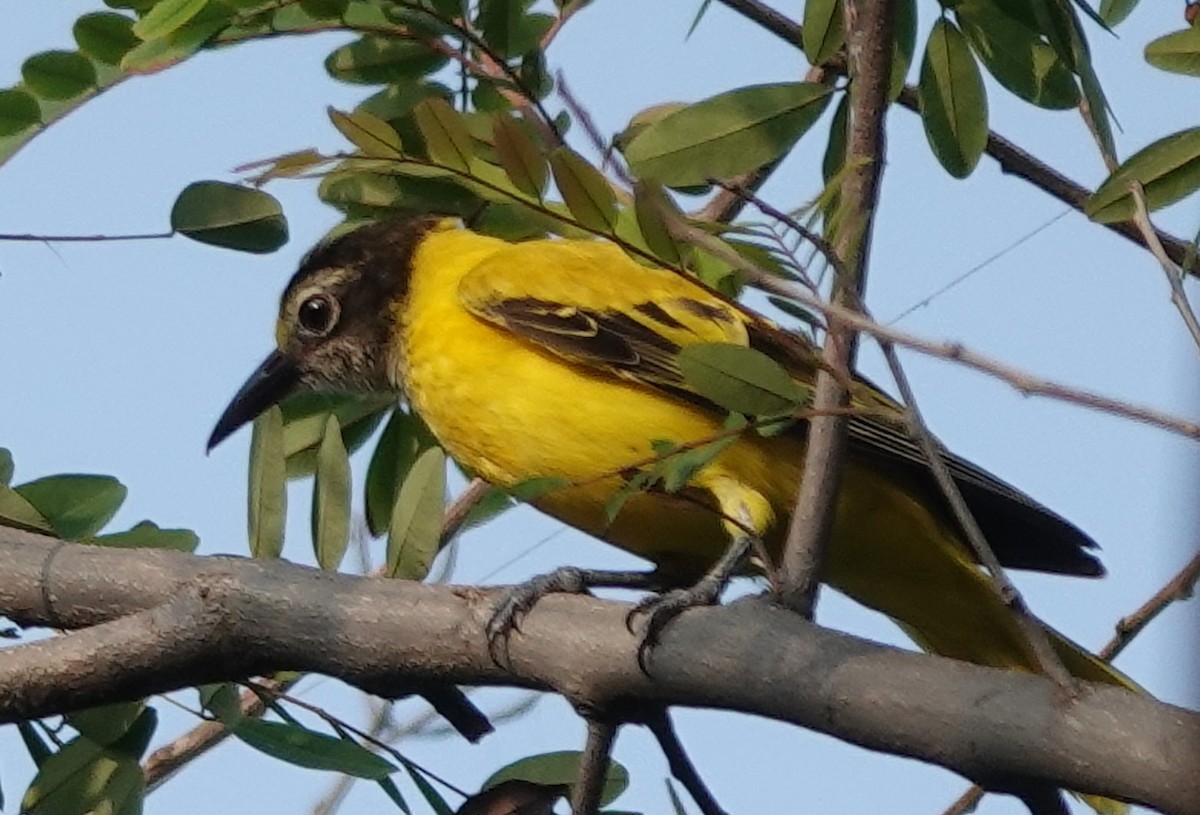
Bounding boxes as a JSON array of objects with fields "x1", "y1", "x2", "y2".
[
  {"x1": 626, "y1": 573, "x2": 728, "y2": 671},
  {"x1": 486, "y1": 566, "x2": 663, "y2": 664},
  {"x1": 626, "y1": 535, "x2": 754, "y2": 671}
]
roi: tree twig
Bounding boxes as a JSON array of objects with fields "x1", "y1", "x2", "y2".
[
  {"x1": 941, "y1": 784, "x2": 984, "y2": 815},
  {"x1": 645, "y1": 710, "x2": 727, "y2": 815},
  {"x1": 1128, "y1": 181, "x2": 1200, "y2": 354},
  {"x1": 1100, "y1": 549, "x2": 1200, "y2": 662},
  {"x1": 571, "y1": 717, "x2": 618, "y2": 815},
  {"x1": 0, "y1": 231, "x2": 174, "y2": 242}
]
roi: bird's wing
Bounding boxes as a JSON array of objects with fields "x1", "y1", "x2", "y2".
[{"x1": 458, "y1": 239, "x2": 757, "y2": 396}]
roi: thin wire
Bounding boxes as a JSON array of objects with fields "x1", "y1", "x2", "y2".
[
  {"x1": 889, "y1": 210, "x2": 1071, "y2": 324},
  {"x1": 476, "y1": 527, "x2": 569, "y2": 583}
]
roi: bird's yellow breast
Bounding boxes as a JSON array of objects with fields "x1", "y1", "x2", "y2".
[{"x1": 395, "y1": 226, "x2": 797, "y2": 574}]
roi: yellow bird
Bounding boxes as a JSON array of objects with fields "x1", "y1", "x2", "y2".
[{"x1": 209, "y1": 217, "x2": 1131, "y2": 690}]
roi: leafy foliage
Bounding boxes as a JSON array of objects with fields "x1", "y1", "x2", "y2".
[{"x1": 2, "y1": 1, "x2": 1196, "y2": 813}]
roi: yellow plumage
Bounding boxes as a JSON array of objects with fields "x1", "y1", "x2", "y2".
[{"x1": 395, "y1": 221, "x2": 1128, "y2": 685}]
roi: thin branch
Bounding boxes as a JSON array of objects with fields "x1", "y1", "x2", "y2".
[
  {"x1": 440, "y1": 477, "x2": 492, "y2": 544},
  {"x1": 876, "y1": 340, "x2": 1072, "y2": 686},
  {"x1": 1128, "y1": 181, "x2": 1200, "y2": 354},
  {"x1": 571, "y1": 718, "x2": 618, "y2": 815},
  {"x1": 1100, "y1": 549, "x2": 1200, "y2": 662},
  {"x1": 776, "y1": 0, "x2": 895, "y2": 616},
  {"x1": 941, "y1": 785, "x2": 984, "y2": 815},
  {"x1": 144, "y1": 677, "x2": 294, "y2": 792},
  {"x1": 0, "y1": 231, "x2": 174, "y2": 242},
  {"x1": 645, "y1": 710, "x2": 727, "y2": 815}
]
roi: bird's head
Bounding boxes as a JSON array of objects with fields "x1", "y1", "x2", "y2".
[{"x1": 207, "y1": 217, "x2": 435, "y2": 451}]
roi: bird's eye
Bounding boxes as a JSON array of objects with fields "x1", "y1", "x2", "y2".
[{"x1": 298, "y1": 294, "x2": 338, "y2": 335}]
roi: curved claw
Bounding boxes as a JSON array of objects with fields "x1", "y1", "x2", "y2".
[
  {"x1": 628, "y1": 581, "x2": 726, "y2": 672},
  {"x1": 486, "y1": 566, "x2": 659, "y2": 665},
  {"x1": 486, "y1": 568, "x2": 589, "y2": 664}
]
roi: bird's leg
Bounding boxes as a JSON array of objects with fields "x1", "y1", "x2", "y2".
[
  {"x1": 627, "y1": 534, "x2": 753, "y2": 670},
  {"x1": 486, "y1": 566, "x2": 671, "y2": 662}
]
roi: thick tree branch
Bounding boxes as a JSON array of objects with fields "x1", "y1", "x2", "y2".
[{"x1": 0, "y1": 529, "x2": 1197, "y2": 813}]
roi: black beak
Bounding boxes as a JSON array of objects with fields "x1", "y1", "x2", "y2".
[{"x1": 208, "y1": 351, "x2": 301, "y2": 452}]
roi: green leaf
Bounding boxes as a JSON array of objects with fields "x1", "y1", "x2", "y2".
[
  {"x1": 956, "y1": 0, "x2": 1079, "y2": 109},
  {"x1": 365, "y1": 409, "x2": 437, "y2": 537},
  {"x1": 199, "y1": 683, "x2": 245, "y2": 726},
  {"x1": 74, "y1": 13, "x2": 141, "y2": 65},
  {"x1": 0, "y1": 448, "x2": 12, "y2": 485},
  {"x1": 652, "y1": 415, "x2": 747, "y2": 493},
  {"x1": 1145, "y1": 27, "x2": 1200, "y2": 77},
  {"x1": 91, "y1": 521, "x2": 199, "y2": 552},
  {"x1": 633, "y1": 181, "x2": 685, "y2": 265},
  {"x1": 1078, "y1": 60, "x2": 1115, "y2": 161},
  {"x1": 22, "y1": 711, "x2": 155, "y2": 815},
  {"x1": 407, "y1": 766, "x2": 454, "y2": 815},
  {"x1": 312, "y1": 415, "x2": 352, "y2": 571},
  {"x1": 300, "y1": 0, "x2": 349, "y2": 18},
  {"x1": 413, "y1": 97, "x2": 475, "y2": 172},
  {"x1": 889, "y1": 0, "x2": 918, "y2": 99},
  {"x1": 623, "y1": 82, "x2": 832, "y2": 187},
  {"x1": 233, "y1": 720, "x2": 395, "y2": 779},
  {"x1": 69, "y1": 702, "x2": 145, "y2": 747},
  {"x1": 1099, "y1": 0, "x2": 1139, "y2": 26},
  {"x1": 281, "y1": 393, "x2": 391, "y2": 478},
  {"x1": 549, "y1": 147, "x2": 618, "y2": 233},
  {"x1": 132, "y1": 0, "x2": 208, "y2": 39},
  {"x1": 377, "y1": 776, "x2": 412, "y2": 814},
  {"x1": 325, "y1": 36, "x2": 447, "y2": 85},
  {"x1": 507, "y1": 476, "x2": 569, "y2": 502},
  {"x1": 328, "y1": 106, "x2": 403, "y2": 158},
  {"x1": 360, "y1": 81, "x2": 452, "y2": 124},
  {"x1": 483, "y1": 751, "x2": 629, "y2": 808},
  {"x1": 19, "y1": 722, "x2": 52, "y2": 767},
  {"x1": 802, "y1": 0, "x2": 844, "y2": 65},
  {"x1": 1086, "y1": 127, "x2": 1200, "y2": 222},
  {"x1": 248, "y1": 406, "x2": 287, "y2": 559},
  {"x1": 386, "y1": 446, "x2": 446, "y2": 579},
  {"x1": 457, "y1": 486, "x2": 515, "y2": 531},
  {"x1": 519, "y1": 48, "x2": 553, "y2": 100},
  {"x1": 22, "y1": 52, "x2": 98, "y2": 100},
  {"x1": 822, "y1": 93, "x2": 849, "y2": 186},
  {"x1": 477, "y1": 0, "x2": 555, "y2": 58},
  {"x1": 918, "y1": 18, "x2": 988, "y2": 178},
  {"x1": 16, "y1": 475, "x2": 126, "y2": 539},
  {"x1": 120, "y1": 16, "x2": 224, "y2": 74},
  {"x1": 171, "y1": 180, "x2": 288, "y2": 253},
  {"x1": 0, "y1": 484, "x2": 51, "y2": 532},
  {"x1": 0, "y1": 89, "x2": 41, "y2": 137},
  {"x1": 677, "y1": 343, "x2": 806, "y2": 415},
  {"x1": 492, "y1": 114, "x2": 547, "y2": 199}
]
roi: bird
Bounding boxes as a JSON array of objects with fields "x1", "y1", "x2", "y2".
[{"x1": 208, "y1": 216, "x2": 1134, "y2": 692}]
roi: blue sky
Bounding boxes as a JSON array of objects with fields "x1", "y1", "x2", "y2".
[{"x1": 1, "y1": 2, "x2": 1197, "y2": 814}]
